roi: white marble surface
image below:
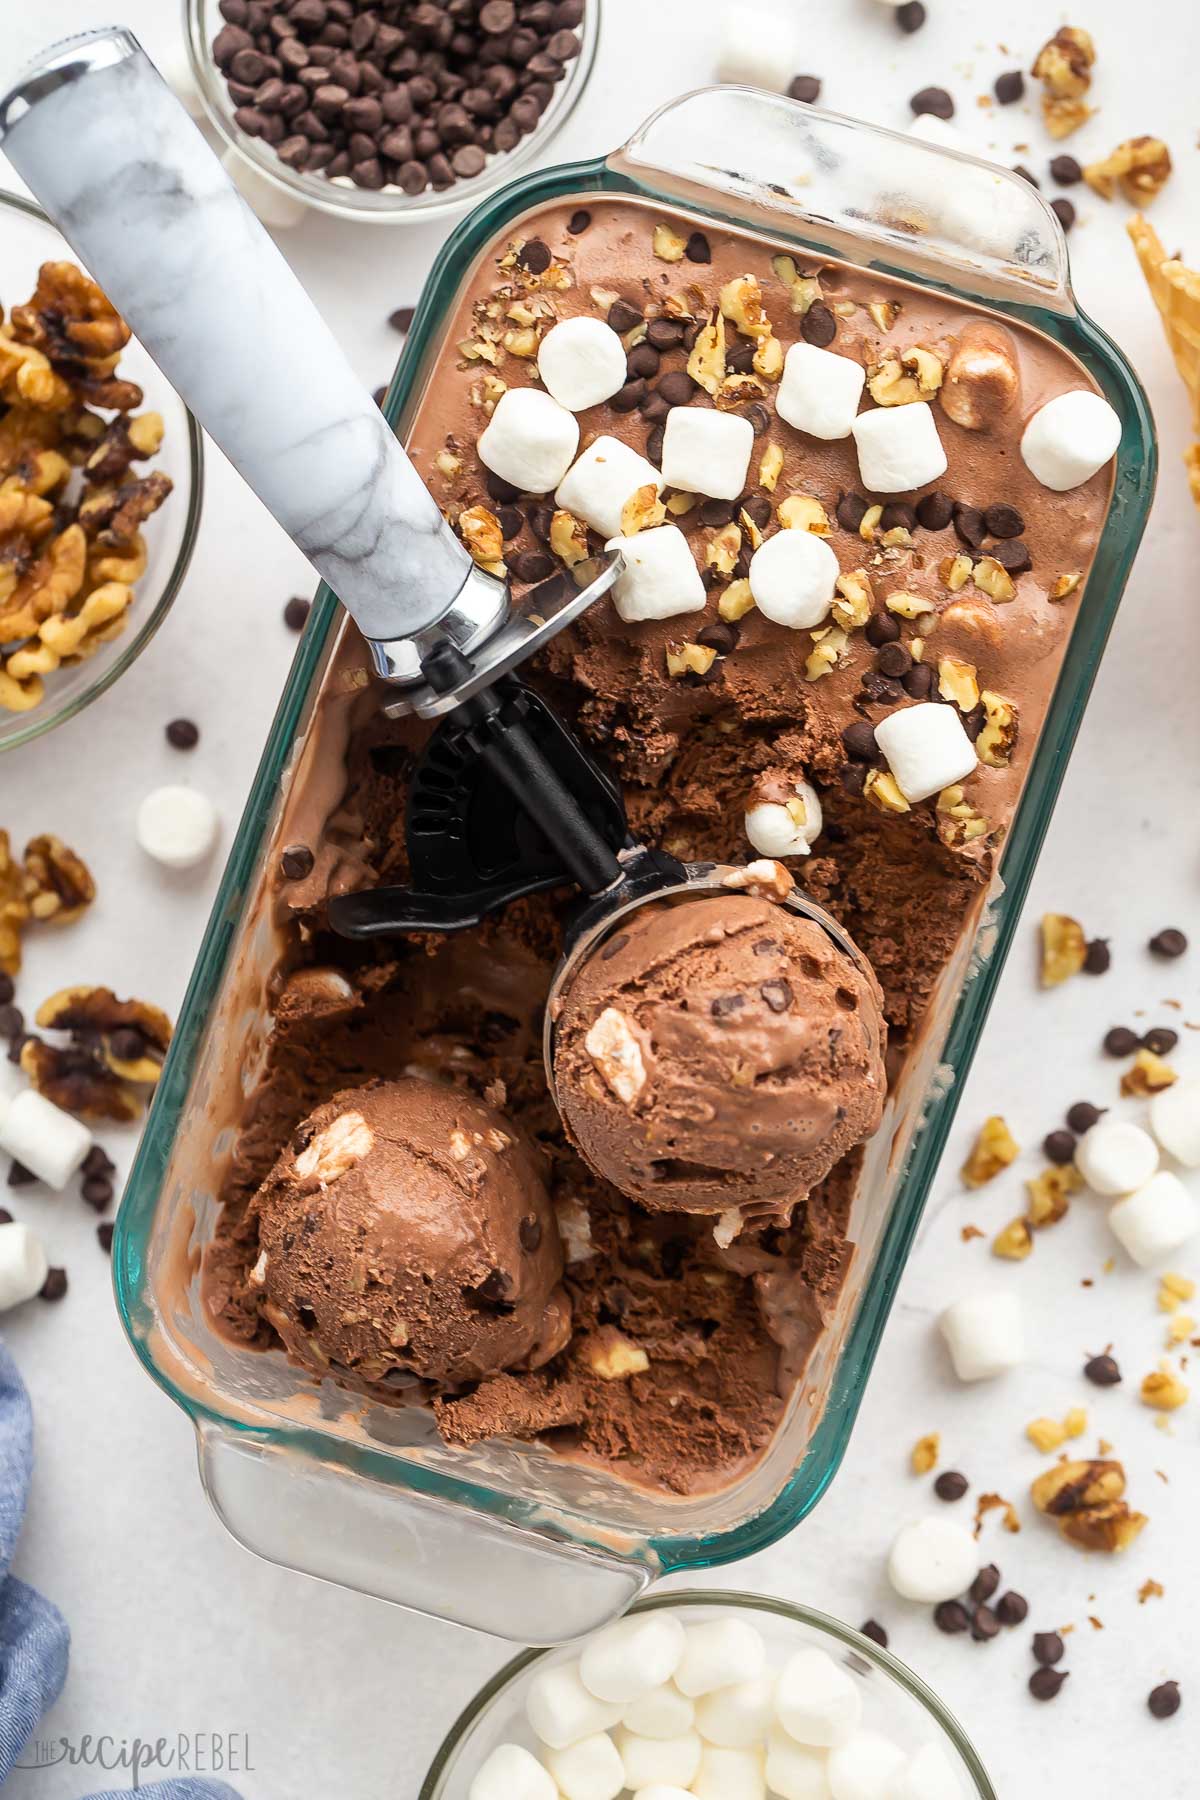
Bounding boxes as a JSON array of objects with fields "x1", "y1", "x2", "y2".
[{"x1": 0, "y1": 1, "x2": 1197, "y2": 1794}]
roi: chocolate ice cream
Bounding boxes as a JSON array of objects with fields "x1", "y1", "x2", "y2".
[{"x1": 552, "y1": 889, "x2": 886, "y2": 1221}]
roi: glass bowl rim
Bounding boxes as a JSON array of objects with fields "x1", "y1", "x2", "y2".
[
  {"x1": 181, "y1": 0, "x2": 602, "y2": 225},
  {"x1": 0, "y1": 187, "x2": 204, "y2": 753},
  {"x1": 417, "y1": 1589, "x2": 998, "y2": 1799}
]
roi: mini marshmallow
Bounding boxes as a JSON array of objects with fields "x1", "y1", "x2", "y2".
[
  {"x1": 636, "y1": 1791, "x2": 696, "y2": 1800},
  {"x1": 538, "y1": 317, "x2": 629, "y2": 413},
  {"x1": 136, "y1": 785, "x2": 220, "y2": 871},
  {"x1": 479, "y1": 387, "x2": 580, "y2": 494},
  {"x1": 938, "y1": 1290, "x2": 1024, "y2": 1382},
  {"x1": 691, "y1": 1744, "x2": 766, "y2": 1800},
  {"x1": 775, "y1": 1648, "x2": 862, "y2": 1749},
  {"x1": 605, "y1": 525, "x2": 706, "y2": 624},
  {"x1": 1075, "y1": 1119, "x2": 1159, "y2": 1197},
  {"x1": 527, "y1": 1659, "x2": 623, "y2": 1749},
  {"x1": 765, "y1": 1728, "x2": 830, "y2": 1800},
  {"x1": 694, "y1": 1674, "x2": 775, "y2": 1749},
  {"x1": 715, "y1": 9, "x2": 803, "y2": 91},
  {"x1": 675, "y1": 1617, "x2": 767, "y2": 1698},
  {"x1": 1020, "y1": 390, "x2": 1122, "y2": 492},
  {"x1": 613, "y1": 1725, "x2": 702, "y2": 1791},
  {"x1": 1150, "y1": 1080, "x2": 1200, "y2": 1168},
  {"x1": 748, "y1": 530, "x2": 840, "y2": 630},
  {"x1": 0, "y1": 1088, "x2": 93, "y2": 1190},
  {"x1": 887, "y1": 1518, "x2": 980, "y2": 1604},
  {"x1": 558, "y1": 436, "x2": 663, "y2": 536},
  {"x1": 745, "y1": 782, "x2": 823, "y2": 859},
  {"x1": 0, "y1": 1221, "x2": 49, "y2": 1312},
  {"x1": 873, "y1": 703, "x2": 977, "y2": 805},
  {"x1": 622, "y1": 1685, "x2": 695, "y2": 1740},
  {"x1": 1108, "y1": 1171, "x2": 1200, "y2": 1268},
  {"x1": 221, "y1": 148, "x2": 307, "y2": 230},
  {"x1": 661, "y1": 407, "x2": 754, "y2": 501},
  {"x1": 468, "y1": 1744, "x2": 557, "y2": 1800},
  {"x1": 777, "y1": 342, "x2": 867, "y2": 441},
  {"x1": 908, "y1": 113, "x2": 964, "y2": 149},
  {"x1": 887, "y1": 1742, "x2": 964, "y2": 1800},
  {"x1": 851, "y1": 402, "x2": 947, "y2": 493},
  {"x1": 542, "y1": 1731, "x2": 625, "y2": 1800},
  {"x1": 580, "y1": 1611, "x2": 686, "y2": 1704},
  {"x1": 828, "y1": 1731, "x2": 906, "y2": 1800}
]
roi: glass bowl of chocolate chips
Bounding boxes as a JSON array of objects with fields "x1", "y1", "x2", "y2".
[{"x1": 185, "y1": 0, "x2": 599, "y2": 223}]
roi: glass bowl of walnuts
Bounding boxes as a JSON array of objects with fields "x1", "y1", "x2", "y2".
[{"x1": 0, "y1": 190, "x2": 203, "y2": 753}]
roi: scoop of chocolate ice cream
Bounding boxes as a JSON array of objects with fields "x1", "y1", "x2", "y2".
[
  {"x1": 251, "y1": 1078, "x2": 569, "y2": 1389},
  {"x1": 552, "y1": 890, "x2": 886, "y2": 1220}
]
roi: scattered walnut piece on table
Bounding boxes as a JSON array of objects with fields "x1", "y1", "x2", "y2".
[
  {"x1": 1085, "y1": 138, "x2": 1173, "y2": 205},
  {"x1": 962, "y1": 1116, "x2": 1020, "y2": 1187},
  {"x1": 1031, "y1": 1457, "x2": 1147, "y2": 1552},
  {"x1": 1031, "y1": 25, "x2": 1096, "y2": 138}
]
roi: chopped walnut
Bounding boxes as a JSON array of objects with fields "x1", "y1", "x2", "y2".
[
  {"x1": 1032, "y1": 26, "x2": 1096, "y2": 138},
  {"x1": 1120, "y1": 1048, "x2": 1178, "y2": 1097},
  {"x1": 867, "y1": 300, "x2": 900, "y2": 332},
  {"x1": 770, "y1": 254, "x2": 822, "y2": 316},
  {"x1": 32, "y1": 984, "x2": 171, "y2": 1092},
  {"x1": 666, "y1": 639, "x2": 717, "y2": 679},
  {"x1": 719, "y1": 273, "x2": 773, "y2": 342},
  {"x1": 1027, "y1": 1416, "x2": 1069, "y2": 1453},
  {"x1": 804, "y1": 624, "x2": 848, "y2": 681},
  {"x1": 584, "y1": 1006, "x2": 648, "y2": 1105},
  {"x1": 939, "y1": 553, "x2": 974, "y2": 593},
  {"x1": 859, "y1": 503, "x2": 883, "y2": 542},
  {"x1": 1027, "y1": 1164, "x2": 1081, "y2": 1228},
  {"x1": 0, "y1": 831, "x2": 30, "y2": 976},
  {"x1": 653, "y1": 223, "x2": 687, "y2": 263},
  {"x1": 832, "y1": 568, "x2": 873, "y2": 631},
  {"x1": 994, "y1": 1217, "x2": 1034, "y2": 1260},
  {"x1": 1142, "y1": 1366, "x2": 1189, "y2": 1411},
  {"x1": 294, "y1": 1110, "x2": 375, "y2": 1183},
  {"x1": 22, "y1": 835, "x2": 95, "y2": 925},
  {"x1": 718, "y1": 578, "x2": 755, "y2": 622},
  {"x1": 1040, "y1": 913, "x2": 1087, "y2": 987},
  {"x1": 778, "y1": 494, "x2": 831, "y2": 535},
  {"x1": 620, "y1": 483, "x2": 666, "y2": 537},
  {"x1": 687, "y1": 310, "x2": 727, "y2": 396},
  {"x1": 962, "y1": 1115, "x2": 1020, "y2": 1187},
  {"x1": 550, "y1": 509, "x2": 589, "y2": 567},
  {"x1": 1032, "y1": 1457, "x2": 1147, "y2": 1552},
  {"x1": 721, "y1": 859, "x2": 795, "y2": 901},
  {"x1": 705, "y1": 521, "x2": 742, "y2": 575},
  {"x1": 938, "y1": 655, "x2": 980, "y2": 713},
  {"x1": 753, "y1": 336, "x2": 784, "y2": 381},
  {"x1": 866, "y1": 346, "x2": 944, "y2": 407},
  {"x1": 1049, "y1": 570, "x2": 1083, "y2": 601},
  {"x1": 458, "y1": 504, "x2": 505, "y2": 573},
  {"x1": 911, "y1": 1431, "x2": 940, "y2": 1474},
  {"x1": 759, "y1": 442, "x2": 784, "y2": 491},
  {"x1": 864, "y1": 769, "x2": 911, "y2": 814},
  {"x1": 1084, "y1": 137, "x2": 1173, "y2": 205},
  {"x1": 1159, "y1": 1272, "x2": 1195, "y2": 1311},
  {"x1": 583, "y1": 1326, "x2": 649, "y2": 1380},
  {"x1": 936, "y1": 785, "x2": 991, "y2": 849},
  {"x1": 973, "y1": 556, "x2": 1017, "y2": 602},
  {"x1": 977, "y1": 691, "x2": 1018, "y2": 767}
]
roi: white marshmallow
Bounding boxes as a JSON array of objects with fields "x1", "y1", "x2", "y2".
[
  {"x1": 1020, "y1": 391, "x2": 1122, "y2": 492},
  {"x1": 887, "y1": 1742, "x2": 964, "y2": 1800},
  {"x1": 635, "y1": 1791, "x2": 696, "y2": 1800},
  {"x1": 542, "y1": 1732, "x2": 625, "y2": 1800},
  {"x1": 1150, "y1": 1080, "x2": 1200, "y2": 1168},
  {"x1": 695, "y1": 1674, "x2": 775, "y2": 1748},
  {"x1": 0, "y1": 1089, "x2": 93, "y2": 1191},
  {"x1": 468, "y1": 1744, "x2": 557, "y2": 1800},
  {"x1": 613, "y1": 1725, "x2": 702, "y2": 1791},
  {"x1": 622, "y1": 1685, "x2": 695, "y2": 1740},
  {"x1": 136, "y1": 785, "x2": 219, "y2": 870},
  {"x1": 887, "y1": 1518, "x2": 980, "y2": 1604},
  {"x1": 777, "y1": 342, "x2": 866, "y2": 441},
  {"x1": 661, "y1": 407, "x2": 754, "y2": 501},
  {"x1": 557, "y1": 436, "x2": 663, "y2": 536},
  {"x1": 675, "y1": 1617, "x2": 767, "y2": 1697},
  {"x1": 715, "y1": 9, "x2": 803, "y2": 91},
  {"x1": 938, "y1": 1290, "x2": 1024, "y2": 1382},
  {"x1": 748, "y1": 529, "x2": 839, "y2": 630},
  {"x1": 691, "y1": 1744, "x2": 766, "y2": 1800},
  {"x1": 1108, "y1": 1171, "x2": 1200, "y2": 1267},
  {"x1": 479, "y1": 387, "x2": 580, "y2": 494},
  {"x1": 580, "y1": 1612, "x2": 686, "y2": 1704},
  {"x1": 775, "y1": 1648, "x2": 861, "y2": 1749},
  {"x1": 908, "y1": 114, "x2": 964, "y2": 149},
  {"x1": 0, "y1": 1221, "x2": 49, "y2": 1311},
  {"x1": 538, "y1": 317, "x2": 629, "y2": 413},
  {"x1": 765, "y1": 1727, "x2": 831, "y2": 1800},
  {"x1": 605, "y1": 525, "x2": 706, "y2": 624},
  {"x1": 745, "y1": 781, "x2": 823, "y2": 859},
  {"x1": 852, "y1": 402, "x2": 947, "y2": 493},
  {"x1": 162, "y1": 42, "x2": 205, "y2": 118},
  {"x1": 527, "y1": 1659, "x2": 623, "y2": 1749},
  {"x1": 873, "y1": 704, "x2": 977, "y2": 805},
  {"x1": 1075, "y1": 1119, "x2": 1159, "y2": 1197},
  {"x1": 221, "y1": 148, "x2": 306, "y2": 230},
  {"x1": 828, "y1": 1732, "x2": 906, "y2": 1800}
]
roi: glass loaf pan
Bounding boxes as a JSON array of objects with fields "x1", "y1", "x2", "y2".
[{"x1": 115, "y1": 90, "x2": 1155, "y2": 1643}]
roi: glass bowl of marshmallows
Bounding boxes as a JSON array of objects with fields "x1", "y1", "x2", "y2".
[{"x1": 419, "y1": 1591, "x2": 995, "y2": 1799}]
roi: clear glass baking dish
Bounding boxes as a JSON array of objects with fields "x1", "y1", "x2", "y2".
[{"x1": 115, "y1": 90, "x2": 1155, "y2": 1644}]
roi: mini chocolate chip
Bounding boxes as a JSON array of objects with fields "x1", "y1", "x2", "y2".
[
  {"x1": 452, "y1": 144, "x2": 487, "y2": 180},
  {"x1": 1148, "y1": 1681, "x2": 1181, "y2": 1720},
  {"x1": 934, "y1": 1470, "x2": 969, "y2": 1501},
  {"x1": 641, "y1": 390, "x2": 669, "y2": 425},
  {"x1": 864, "y1": 610, "x2": 901, "y2": 647},
  {"x1": 861, "y1": 1619, "x2": 889, "y2": 1648},
  {"x1": 700, "y1": 499, "x2": 736, "y2": 528},
  {"x1": 952, "y1": 502, "x2": 987, "y2": 548},
  {"x1": 895, "y1": 0, "x2": 926, "y2": 29},
  {"x1": 970, "y1": 1563, "x2": 1001, "y2": 1604},
  {"x1": 1104, "y1": 1026, "x2": 1139, "y2": 1057},
  {"x1": 97, "y1": 1220, "x2": 115, "y2": 1253},
  {"x1": 1067, "y1": 1100, "x2": 1104, "y2": 1134},
  {"x1": 510, "y1": 550, "x2": 554, "y2": 584},
  {"x1": 741, "y1": 403, "x2": 772, "y2": 437},
  {"x1": 787, "y1": 75, "x2": 821, "y2": 103},
  {"x1": 910, "y1": 86, "x2": 954, "y2": 120},
  {"x1": 0, "y1": 974, "x2": 12, "y2": 1007},
  {"x1": 1050, "y1": 198, "x2": 1076, "y2": 233},
  {"x1": 84, "y1": 1145, "x2": 115, "y2": 1179},
  {"x1": 842, "y1": 721, "x2": 879, "y2": 761},
  {"x1": 801, "y1": 303, "x2": 836, "y2": 347},
  {"x1": 166, "y1": 718, "x2": 200, "y2": 750},
  {"x1": 960, "y1": 703, "x2": 986, "y2": 741},
  {"x1": 1149, "y1": 928, "x2": 1188, "y2": 958},
  {"x1": 519, "y1": 1213, "x2": 543, "y2": 1252},
  {"x1": 1083, "y1": 937, "x2": 1111, "y2": 974},
  {"x1": 710, "y1": 993, "x2": 745, "y2": 1019},
  {"x1": 627, "y1": 343, "x2": 660, "y2": 379},
  {"x1": 657, "y1": 371, "x2": 697, "y2": 407},
  {"x1": 607, "y1": 298, "x2": 643, "y2": 334},
  {"x1": 0, "y1": 1206, "x2": 11, "y2": 1224},
  {"x1": 1033, "y1": 1631, "x2": 1065, "y2": 1666},
  {"x1": 990, "y1": 538, "x2": 1032, "y2": 574},
  {"x1": 1084, "y1": 1352, "x2": 1122, "y2": 1387},
  {"x1": 495, "y1": 506, "x2": 523, "y2": 541},
  {"x1": 876, "y1": 642, "x2": 912, "y2": 679},
  {"x1": 984, "y1": 502, "x2": 1024, "y2": 539},
  {"x1": 685, "y1": 231, "x2": 711, "y2": 263},
  {"x1": 915, "y1": 490, "x2": 954, "y2": 531},
  {"x1": 0, "y1": 1004, "x2": 23, "y2": 1040},
  {"x1": 1013, "y1": 165, "x2": 1040, "y2": 186},
  {"x1": 611, "y1": 378, "x2": 647, "y2": 413},
  {"x1": 646, "y1": 424, "x2": 665, "y2": 464},
  {"x1": 860, "y1": 670, "x2": 904, "y2": 705},
  {"x1": 697, "y1": 621, "x2": 738, "y2": 655},
  {"x1": 1043, "y1": 1128, "x2": 1077, "y2": 1166},
  {"x1": 841, "y1": 761, "x2": 867, "y2": 796},
  {"x1": 600, "y1": 933, "x2": 629, "y2": 962},
  {"x1": 934, "y1": 1600, "x2": 970, "y2": 1635},
  {"x1": 837, "y1": 491, "x2": 870, "y2": 533},
  {"x1": 996, "y1": 1591, "x2": 1028, "y2": 1627},
  {"x1": 971, "y1": 1604, "x2": 1000, "y2": 1642},
  {"x1": 516, "y1": 239, "x2": 552, "y2": 274},
  {"x1": 39, "y1": 1267, "x2": 68, "y2": 1302},
  {"x1": 902, "y1": 663, "x2": 934, "y2": 698},
  {"x1": 283, "y1": 595, "x2": 311, "y2": 630},
  {"x1": 741, "y1": 493, "x2": 773, "y2": 527},
  {"x1": 82, "y1": 1176, "x2": 114, "y2": 1212},
  {"x1": 1141, "y1": 1026, "x2": 1179, "y2": 1056},
  {"x1": 280, "y1": 843, "x2": 315, "y2": 880},
  {"x1": 725, "y1": 340, "x2": 756, "y2": 375},
  {"x1": 647, "y1": 317, "x2": 685, "y2": 351},
  {"x1": 485, "y1": 471, "x2": 522, "y2": 506},
  {"x1": 567, "y1": 208, "x2": 592, "y2": 235},
  {"x1": 1029, "y1": 1668, "x2": 1069, "y2": 1702},
  {"x1": 760, "y1": 980, "x2": 793, "y2": 1014},
  {"x1": 994, "y1": 70, "x2": 1025, "y2": 104},
  {"x1": 7, "y1": 1161, "x2": 35, "y2": 1188},
  {"x1": 880, "y1": 501, "x2": 916, "y2": 532}
]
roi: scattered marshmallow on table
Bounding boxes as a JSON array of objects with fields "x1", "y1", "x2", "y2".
[
  {"x1": 774, "y1": 1646, "x2": 862, "y2": 1748},
  {"x1": 674, "y1": 1616, "x2": 767, "y2": 1697},
  {"x1": 715, "y1": 8, "x2": 803, "y2": 91},
  {"x1": 558, "y1": 435, "x2": 664, "y2": 536},
  {"x1": 873, "y1": 704, "x2": 977, "y2": 805},
  {"x1": 938, "y1": 1289, "x2": 1024, "y2": 1382},
  {"x1": 479, "y1": 387, "x2": 580, "y2": 494},
  {"x1": 777, "y1": 342, "x2": 867, "y2": 441},
  {"x1": 580, "y1": 1611, "x2": 685, "y2": 1703},
  {"x1": 745, "y1": 781, "x2": 823, "y2": 859},
  {"x1": 0, "y1": 1088, "x2": 93, "y2": 1190},
  {"x1": 691, "y1": 1744, "x2": 767, "y2": 1800},
  {"x1": 526, "y1": 1658, "x2": 623, "y2": 1749},
  {"x1": 661, "y1": 407, "x2": 754, "y2": 500},
  {"x1": 1150, "y1": 1079, "x2": 1200, "y2": 1167},
  {"x1": 538, "y1": 317, "x2": 629, "y2": 413},
  {"x1": 748, "y1": 529, "x2": 839, "y2": 629},
  {"x1": 606, "y1": 525, "x2": 706, "y2": 623},
  {"x1": 851, "y1": 401, "x2": 947, "y2": 493},
  {"x1": 828, "y1": 1730, "x2": 907, "y2": 1800},
  {"x1": 137, "y1": 785, "x2": 220, "y2": 871},
  {"x1": 468, "y1": 1744, "x2": 557, "y2": 1800},
  {"x1": 1020, "y1": 390, "x2": 1122, "y2": 492},
  {"x1": 1108, "y1": 1171, "x2": 1200, "y2": 1267},
  {"x1": 0, "y1": 1221, "x2": 49, "y2": 1312},
  {"x1": 622, "y1": 1684, "x2": 695, "y2": 1739},
  {"x1": 542, "y1": 1731, "x2": 625, "y2": 1800},
  {"x1": 613, "y1": 1724, "x2": 702, "y2": 1790},
  {"x1": 887, "y1": 1518, "x2": 980, "y2": 1605},
  {"x1": 221, "y1": 147, "x2": 307, "y2": 231},
  {"x1": 694, "y1": 1674, "x2": 775, "y2": 1748},
  {"x1": 765, "y1": 1727, "x2": 830, "y2": 1800},
  {"x1": 1074, "y1": 1118, "x2": 1159, "y2": 1196}
]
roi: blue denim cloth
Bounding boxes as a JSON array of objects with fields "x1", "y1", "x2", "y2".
[{"x1": 0, "y1": 1338, "x2": 239, "y2": 1798}]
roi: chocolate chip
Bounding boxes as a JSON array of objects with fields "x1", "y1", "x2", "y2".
[
  {"x1": 1067, "y1": 1100, "x2": 1104, "y2": 1134},
  {"x1": 472, "y1": 1267, "x2": 514, "y2": 1309},
  {"x1": 842, "y1": 721, "x2": 879, "y2": 761},
  {"x1": 610, "y1": 378, "x2": 647, "y2": 413},
  {"x1": 697, "y1": 621, "x2": 738, "y2": 655},
  {"x1": 657, "y1": 371, "x2": 697, "y2": 407},
  {"x1": 1043, "y1": 1128, "x2": 1077, "y2": 1166},
  {"x1": 880, "y1": 501, "x2": 916, "y2": 532},
  {"x1": 510, "y1": 550, "x2": 554, "y2": 584},
  {"x1": 903, "y1": 663, "x2": 935, "y2": 698},
  {"x1": 698, "y1": 500, "x2": 735, "y2": 530},
  {"x1": 710, "y1": 993, "x2": 745, "y2": 1019},
  {"x1": 283, "y1": 595, "x2": 311, "y2": 630},
  {"x1": 841, "y1": 762, "x2": 867, "y2": 796},
  {"x1": 600, "y1": 932, "x2": 629, "y2": 962},
  {"x1": 1033, "y1": 1631, "x2": 1065, "y2": 1666},
  {"x1": 934, "y1": 1600, "x2": 970, "y2": 1635},
  {"x1": 910, "y1": 86, "x2": 954, "y2": 120},
  {"x1": 741, "y1": 403, "x2": 771, "y2": 436},
  {"x1": 496, "y1": 506, "x2": 523, "y2": 541},
  {"x1": 0, "y1": 974, "x2": 12, "y2": 1007},
  {"x1": 641, "y1": 390, "x2": 670, "y2": 425},
  {"x1": 165, "y1": 718, "x2": 200, "y2": 750},
  {"x1": 1149, "y1": 928, "x2": 1188, "y2": 958},
  {"x1": 84, "y1": 1145, "x2": 115, "y2": 1179},
  {"x1": 990, "y1": 538, "x2": 1032, "y2": 574},
  {"x1": 626, "y1": 344, "x2": 660, "y2": 381},
  {"x1": 864, "y1": 610, "x2": 901, "y2": 647},
  {"x1": 741, "y1": 493, "x2": 773, "y2": 528},
  {"x1": 685, "y1": 231, "x2": 712, "y2": 263},
  {"x1": 915, "y1": 489, "x2": 955, "y2": 531},
  {"x1": 934, "y1": 1469, "x2": 968, "y2": 1501},
  {"x1": 1084, "y1": 1352, "x2": 1122, "y2": 1387},
  {"x1": 996, "y1": 1591, "x2": 1028, "y2": 1626},
  {"x1": 566, "y1": 208, "x2": 592, "y2": 235},
  {"x1": 647, "y1": 318, "x2": 685, "y2": 351},
  {"x1": 760, "y1": 980, "x2": 793, "y2": 1014},
  {"x1": 1013, "y1": 165, "x2": 1040, "y2": 188},
  {"x1": 970, "y1": 1563, "x2": 1000, "y2": 1604},
  {"x1": 861, "y1": 1620, "x2": 889, "y2": 1648},
  {"x1": 876, "y1": 642, "x2": 912, "y2": 679},
  {"x1": 895, "y1": 1, "x2": 926, "y2": 30},
  {"x1": 39, "y1": 1267, "x2": 68, "y2": 1302},
  {"x1": 1083, "y1": 937, "x2": 1111, "y2": 974},
  {"x1": 280, "y1": 843, "x2": 315, "y2": 880},
  {"x1": 994, "y1": 69, "x2": 1025, "y2": 104},
  {"x1": 82, "y1": 1175, "x2": 114, "y2": 1212},
  {"x1": 952, "y1": 502, "x2": 987, "y2": 548},
  {"x1": 753, "y1": 939, "x2": 782, "y2": 957},
  {"x1": 97, "y1": 1220, "x2": 115, "y2": 1253},
  {"x1": 0, "y1": 1207, "x2": 11, "y2": 1224},
  {"x1": 860, "y1": 670, "x2": 904, "y2": 705},
  {"x1": 607, "y1": 298, "x2": 643, "y2": 335},
  {"x1": 800, "y1": 302, "x2": 836, "y2": 347},
  {"x1": 787, "y1": 75, "x2": 821, "y2": 103},
  {"x1": 1148, "y1": 1681, "x2": 1181, "y2": 1720},
  {"x1": 7, "y1": 1161, "x2": 35, "y2": 1188},
  {"x1": 1104, "y1": 1026, "x2": 1139, "y2": 1057},
  {"x1": 971, "y1": 1604, "x2": 1000, "y2": 1642},
  {"x1": 1142, "y1": 1026, "x2": 1179, "y2": 1056},
  {"x1": 480, "y1": 1, "x2": 516, "y2": 32},
  {"x1": 837, "y1": 491, "x2": 870, "y2": 533},
  {"x1": 0, "y1": 1004, "x2": 23, "y2": 1041},
  {"x1": 1050, "y1": 198, "x2": 1076, "y2": 233},
  {"x1": 519, "y1": 1213, "x2": 543, "y2": 1252},
  {"x1": 109, "y1": 1027, "x2": 146, "y2": 1064},
  {"x1": 983, "y1": 502, "x2": 1024, "y2": 539},
  {"x1": 1029, "y1": 1667, "x2": 1068, "y2": 1702},
  {"x1": 1050, "y1": 154, "x2": 1083, "y2": 186},
  {"x1": 960, "y1": 703, "x2": 986, "y2": 741},
  {"x1": 646, "y1": 424, "x2": 665, "y2": 464}
]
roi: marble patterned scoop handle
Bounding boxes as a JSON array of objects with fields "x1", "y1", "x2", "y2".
[{"x1": 0, "y1": 26, "x2": 475, "y2": 649}]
